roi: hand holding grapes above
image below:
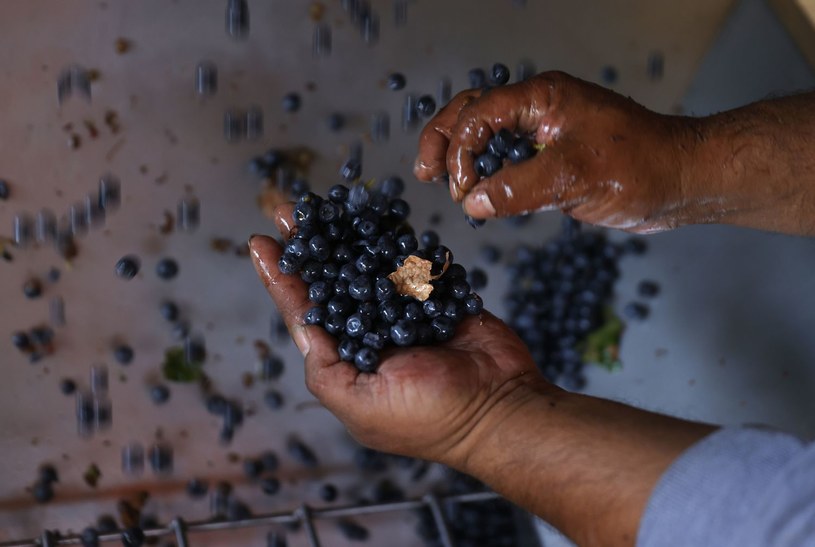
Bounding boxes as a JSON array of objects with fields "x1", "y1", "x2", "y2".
[
  {"x1": 248, "y1": 204, "x2": 555, "y2": 467},
  {"x1": 414, "y1": 71, "x2": 701, "y2": 234}
]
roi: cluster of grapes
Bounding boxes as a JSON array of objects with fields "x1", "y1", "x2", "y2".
[
  {"x1": 277, "y1": 183, "x2": 483, "y2": 372},
  {"x1": 474, "y1": 128, "x2": 538, "y2": 179},
  {"x1": 506, "y1": 218, "x2": 635, "y2": 390}
]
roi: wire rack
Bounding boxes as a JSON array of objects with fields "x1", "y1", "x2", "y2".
[{"x1": 0, "y1": 491, "x2": 502, "y2": 547}]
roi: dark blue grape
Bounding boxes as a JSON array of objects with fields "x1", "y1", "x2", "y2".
[
  {"x1": 420, "y1": 230, "x2": 439, "y2": 248},
  {"x1": 327, "y1": 297, "x2": 353, "y2": 316},
  {"x1": 375, "y1": 277, "x2": 395, "y2": 301},
  {"x1": 327, "y1": 112, "x2": 345, "y2": 132},
  {"x1": 379, "y1": 176, "x2": 405, "y2": 198},
  {"x1": 345, "y1": 314, "x2": 371, "y2": 338},
  {"x1": 264, "y1": 390, "x2": 284, "y2": 410},
  {"x1": 308, "y1": 235, "x2": 330, "y2": 262},
  {"x1": 113, "y1": 344, "x2": 134, "y2": 365},
  {"x1": 300, "y1": 260, "x2": 322, "y2": 283},
  {"x1": 328, "y1": 184, "x2": 349, "y2": 203},
  {"x1": 334, "y1": 244, "x2": 354, "y2": 264},
  {"x1": 490, "y1": 63, "x2": 510, "y2": 85},
  {"x1": 340, "y1": 159, "x2": 362, "y2": 181},
  {"x1": 325, "y1": 314, "x2": 346, "y2": 335},
  {"x1": 149, "y1": 384, "x2": 170, "y2": 404},
  {"x1": 357, "y1": 301, "x2": 377, "y2": 318},
  {"x1": 397, "y1": 234, "x2": 418, "y2": 254},
  {"x1": 338, "y1": 338, "x2": 360, "y2": 362},
  {"x1": 334, "y1": 280, "x2": 350, "y2": 297},
  {"x1": 464, "y1": 294, "x2": 483, "y2": 315},
  {"x1": 475, "y1": 153, "x2": 502, "y2": 178},
  {"x1": 468, "y1": 268, "x2": 488, "y2": 290},
  {"x1": 637, "y1": 280, "x2": 660, "y2": 298},
  {"x1": 508, "y1": 137, "x2": 536, "y2": 163},
  {"x1": 243, "y1": 458, "x2": 263, "y2": 479},
  {"x1": 387, "y1": 73, "x2": 406, "y2": 90},
  {"x1": 278, "y1": 254, "x2": 299, "y2": 275},
  {"x1": 362, "y1": 331, "x2": 385, "y2": 350},
  {"x1": 293, "y1": 202, "x2": 316, "y2": 226},
  {"x1": 390, "y1": 320, "x2": 417, "y2": 346},
  {"x1": 338, "y1": 519, "x2": 370, "y2": 541},
  {"x1": 349, "y1": 275, "x2": 373, "y2": 301},
  {"x1": 285, "y1": 238, "x2": 309, "y2": 260},
  {"x1": 468, "y1": 68, "x2": 487, "y2": 88},
  {"x1": 322, "y1": 262, "x2": 340, "y2": 280},
  {"x1": 389, "y1": 198, "x2": 410, "y2": 219},
  {"x1": 443, "y1": 299, "x2": 464, "y2": 322},
  {"x1": 378, "y1": 301, "x2": 401, "y2": 324},
  {"x1": 282, "y1": 92, "x2": 301, "y2": 112},
  {"x1": 319, "y1": 483, "x2": 338, "y2": 502},
  {"x1": 261, "y1": 477, "x2": 281, "y2": 495},
  {"x1": 156, "y1": 258, "x2": 179, "y2": 280},
  {"x1": 487, "y1": 128, "x2": 514, "y2": 158},
  {"x1": 12, "y1": 331, "x2": 31, "y2": 351},
  {"x1": 431, "y1": 316, "x2": 455, "y2": 342},
  {"x1": 417, "y1": 95, "x2": 436, "y2": 117},
  {"x1": 115, "y1": 255, "x2": 140, "y2": 280},
  {"x1": 465, "y1": 215, "x2": 487, "y2": 228},
  {"x1": 318, "y1": 202, "x2": 340, "y2": 223},
  {"x1": 304, "y1": 306, "x2": 327, "y2": 326},
  {"x1": 623, "y1": 302, "x2": 649, "y2": 320},
  {"x1": 450, "y1": 280, "x2": 471, "y2": 300},
  {"x1": 403, "y1": 302, "x2": 423, "y2": 322},
  {"x1": 354, "y1": 347, "x2": 379, "y2": 372},
  {"x1": 287, "y1": 438, "x2": 318, "y2": 468}
]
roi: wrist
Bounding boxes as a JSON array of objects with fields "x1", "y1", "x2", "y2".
[{"x1": 440, "y1": 374, "x2": 565, "y2": 474}]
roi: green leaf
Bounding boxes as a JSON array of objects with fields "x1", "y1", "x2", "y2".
[
  {"x1": 161, "y1": 346, "x2": 203, "y2": 383},
  {"x1": 579, "y1": 307, "x2": 625, "y2": 372}
]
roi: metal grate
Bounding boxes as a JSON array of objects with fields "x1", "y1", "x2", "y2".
[{"x1": 0, "y1": 491, "x2": 501, "y2": 547}]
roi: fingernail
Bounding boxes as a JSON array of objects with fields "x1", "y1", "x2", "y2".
[
  {"x1": 292, "y1": 325, "x2": 311, "y2": 357},
  {"x1": 248, "y1": 233, "x2": 261, "y2": 246},
  {"x1": 467, "y1": 191, "x2": 496, "y2": 216}
]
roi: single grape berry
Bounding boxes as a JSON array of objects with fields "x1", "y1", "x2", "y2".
[
  {"x1": 160, "y1": 300, "x2": 179, "y2": 322},
  {"x1": 113, "y1": 344, "x2": 134, "y2": 365},
  {"x1": 156, "y1": 258, "x2": 179, "y2": 280},
  {"x1": 340, "y1": 159, "x2": 362, "y2": 181},
  {"x1": 319, "y1": 483, "x2": 338, "y2": 502},
  {"x1": 468, "y1": 68, "x2": 487, "y2": 88},
  {"x1": 115, "y1": 255, "x2": 140, "y2": 280},
  {"x1": 264, "y1": 390, "x2": 284, "y2": 410},
  {"x1": 386, "y1": 72, "x2": 406, "y2": 90},
  {"x1": 282, "y1": 92, "x2": 301, "y2": 112},
  {"x1": 354, "y1": 347, "x2": 379, "y2": 372},
  {"x1": 186, "y1": 478, "x2": 209, "y2": 498},
  {"x1": 474, "y1": 153, "x2": 501, "y2": 178},
  {"x1": 416, "y1": 95, "x2": 436, "y2": 117},
  {"x1": 261, "y1": 477, "x2": 281, "y2": 496},
  {"x1": 59, "y1": 378, "x2": 76, "y2": 395},
  {"x1": 508, "y1": 137, "x2": 536, "y2": 163},
  {"x1": 637, "y1": 280, "x2": 660, "y2": 298},
  {"x1": 623, "y1": 302, "x2": 649, "y2": 320},
  {"x1": 149, "y1": 384, "x2": 170, "y2": 404},
  {"x1": 22, "y1": 278, "x2": 42, "y2": 299},
  {"x1": 491, "y1": 63, "x2": 510, "y2": 85}
]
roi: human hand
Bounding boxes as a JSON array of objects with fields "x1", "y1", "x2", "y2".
[
  {"x1": 248, "y1": 204, "x2": 556, "y2": 466},
  {"x1": 414, "y1": 71, "x2": 698, "y2": 234}
]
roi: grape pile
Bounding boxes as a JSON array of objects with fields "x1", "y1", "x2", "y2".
[
  {"x1": 506, "y1": 218, "x2": 636, "y2": 390},
  {"x1": 277, "y1": 183, "x2": 483, "y2": 372}
]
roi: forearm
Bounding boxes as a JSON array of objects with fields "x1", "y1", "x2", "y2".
[
  {"x1": 446, "y1": 380, "x2": 715, "y2": 547},
  {"x1": 681, "y1": 92, "x2": 815, "y2": 235}
]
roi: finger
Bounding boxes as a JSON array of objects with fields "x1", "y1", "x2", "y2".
[
  {"x1": 447, "y1": 76, "x2": 559, "y2": 199},
  {"x1": 414, "y1": 90, "x2": 480, "y2": 183},
  {"x1": 248, "y1": 234, "x2": 335, "y2": 361},
  {"x1": 249, "y1": 234, "x2": 359, "y2": 404},
  {"x1": 273, "y1": 203, "x2": 295, "y2": 238},
  {"x1": 462, "y1": 146, "x2": 582, "y2": 218}
]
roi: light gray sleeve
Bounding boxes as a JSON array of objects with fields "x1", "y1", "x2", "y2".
[{"x1": 637, "y1": 426, "x2": 815, "y2": 547}]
